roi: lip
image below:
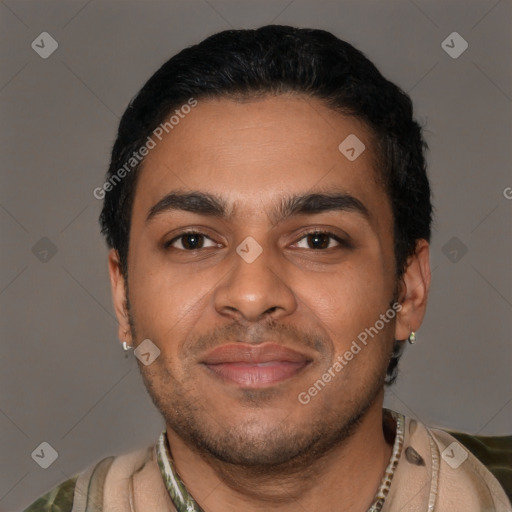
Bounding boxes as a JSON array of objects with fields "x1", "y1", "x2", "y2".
[{"x1": 200, "y1": 343, "x2": 312, "y2": 388}]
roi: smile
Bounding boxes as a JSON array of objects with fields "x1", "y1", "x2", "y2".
[
  {"x1": 200, "y1": 342, "x2": 312, "y2": 388},
  {"x1": 203, "y1": 360, "x2": 310, "y2": 387}
]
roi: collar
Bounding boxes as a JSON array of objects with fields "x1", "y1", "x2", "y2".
[{"x1": 156, "y1": 409, "x2": 405, "y2": 512}]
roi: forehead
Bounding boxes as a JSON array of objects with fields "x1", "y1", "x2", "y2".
[{"x1": 131, "y1": 94, "x2": 387, "y2": 224}]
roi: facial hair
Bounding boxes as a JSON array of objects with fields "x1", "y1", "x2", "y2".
[{"x1": 126, "y1": 295, "x2": 392, "y2": 473}]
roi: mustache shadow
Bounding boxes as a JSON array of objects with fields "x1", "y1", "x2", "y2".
[{"x1": 183, "y1": 320, "x2": 328, "y2": 358}]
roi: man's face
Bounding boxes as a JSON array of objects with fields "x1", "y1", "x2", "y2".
[{"x1": 120, "y1": 95, "x2": 399, "y2": 466}]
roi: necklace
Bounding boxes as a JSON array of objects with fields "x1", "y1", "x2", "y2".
[
  {"x1": 156, "y1": 433, "x2": 204, "y2": 512},
  {"x1": 155, "y1": 411, "x2": 405, "y2": 512}
]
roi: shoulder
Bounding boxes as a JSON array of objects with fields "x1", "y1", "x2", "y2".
[
  {"x1": 429, "y1": 426, "x2": 512, "y2": 510},
  {"x1": 22, "y1": 445, "x2": 152, "y2": 512},
  {"x1": 440, "y1": 429, "x2": 512, "y2": 504},
  {"x1": 22, "y1": 475, "x2": 77, "y2": 512},
  {"x1": 385, "y1": 411, "x2": 511, "y2": 512}
]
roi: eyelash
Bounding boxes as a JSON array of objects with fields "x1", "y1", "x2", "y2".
[{"x1": 164, "y1": 230, "x2": 349, "y2": 251}]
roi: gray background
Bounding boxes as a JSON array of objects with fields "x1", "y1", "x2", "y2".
[{"x1": 1, "y1": 0, "x2": 511, "y2": 509}]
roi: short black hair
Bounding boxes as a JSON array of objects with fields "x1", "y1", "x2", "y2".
[{"x1": 99, "y1": 25, "x2": 433, "y2": 384}]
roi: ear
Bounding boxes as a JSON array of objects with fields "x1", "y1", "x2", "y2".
[
  {"x1": 108, "y1": 249, "x2": 132, "y2": 346},
  {"x1": 395, "y1": 239, "x2": 431, "y2": 341}
]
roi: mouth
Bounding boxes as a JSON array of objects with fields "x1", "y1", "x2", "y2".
[{"x1": 200, "y1": 343, "x2": 312, "y2": 388}]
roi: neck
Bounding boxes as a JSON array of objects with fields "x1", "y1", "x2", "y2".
[{"x1": 165, "y1": 395, "x2": 394, "y2": 512}]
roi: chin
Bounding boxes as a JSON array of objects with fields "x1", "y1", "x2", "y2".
[{"x1": 192, "y1": 425, "x2": 317, "y2": 467}]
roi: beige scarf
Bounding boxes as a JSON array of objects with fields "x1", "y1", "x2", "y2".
[{"x1": 71, "y1": 413, "x2": 511, "y2": 512}]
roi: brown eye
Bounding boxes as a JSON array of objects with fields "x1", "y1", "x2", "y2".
[
  {"x1": 166, "y1": 232, "x2": 217, "y2": 251},
  {"x1": 295, "y1": 231, "x2": 343, "y2": 250}
]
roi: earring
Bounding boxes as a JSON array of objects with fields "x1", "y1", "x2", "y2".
[
  {"x1": 122, "y1": 341, "x2": 133, "y2": 351},
  {"x1": 408, "y1": 331, "x2": 416, "y2": 344}
]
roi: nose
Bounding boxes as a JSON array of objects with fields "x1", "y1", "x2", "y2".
[{"x1": 213, "y1": 239, "x2": 297, "y2": 323}]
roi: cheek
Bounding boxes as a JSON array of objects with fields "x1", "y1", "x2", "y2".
[
  {"x1": 299, "y1": 261, "x2": 391, "y2": 342},
  {"x1": 127, "y1": 253, "x2": 206, "y2": 342}
]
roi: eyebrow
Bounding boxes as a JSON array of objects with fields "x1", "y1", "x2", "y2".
[{"x1": 146, "y1": 189, "x2": 370, "y2": 225}]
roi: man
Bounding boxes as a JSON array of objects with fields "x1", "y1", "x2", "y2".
[{"x1": 25, "y1": 25, "x2": 511, "y2": 511}]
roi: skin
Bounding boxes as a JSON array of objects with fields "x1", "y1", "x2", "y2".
[{"x1": 108, "y1": 94, "x2": 431, "y2": 511}]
